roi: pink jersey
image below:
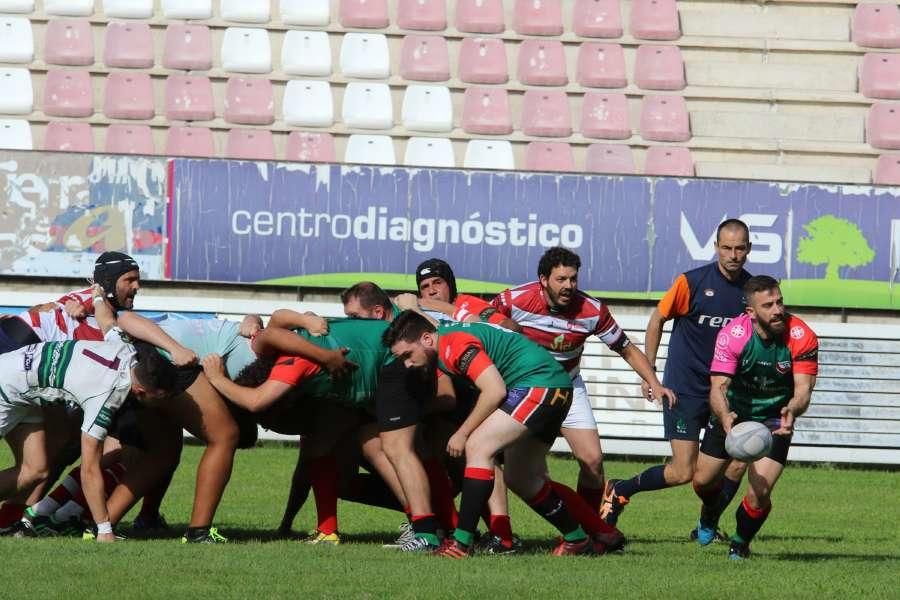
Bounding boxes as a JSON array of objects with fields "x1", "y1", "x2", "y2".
[
  {"x1": 15, "y1": 288, "x2": 104, "y2": 343},
  {"x1": 491, "y1": 281, "x2": 630, "y2": 376}
]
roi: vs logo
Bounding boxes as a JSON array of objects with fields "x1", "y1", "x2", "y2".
[{"x1": 680, "y1": 212, "x2": 783, "y2": 264}]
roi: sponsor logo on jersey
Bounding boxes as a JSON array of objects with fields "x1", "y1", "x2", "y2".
[
  {"x1": 730, "y1": 324, "x2": 746, "y2": 338},
  {"x1": 551, "y1": 333, "x2": 574, "y2": 352},
  {"x1": 790, "y1": 326, "x2": 805, "y2": 339},
  {"x1": 714, "y1": 349, "x2": 730, "y2": 362},
  {"x1": 23, "y1": 350, "x2": 34, "y2": 371},
  {"x1": 457, "y1": 346, "x2": 480, "y2": 374},
  {"x1": 716, "y1": 334, "x2": 729, "y2": 348},
  {"x1": 775, "y1": 360, "x2": 792, "y2": 374},
  {"x1": 795, "y1": 349, "x2": 818, "y2": 362},
  {"x1": 698, "y1": 315, "x2": 734, "y2": 328},
  {"x1": 704, "y1": 288, "x2": 715, "y2": 297}
]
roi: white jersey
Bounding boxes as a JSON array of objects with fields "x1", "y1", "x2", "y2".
[
  {"x1": 0, "y1": 328, "x2": 136, "y2": 440},
  {"x1": 14, "y1": 307, "x2": 101, "y2": 344}
]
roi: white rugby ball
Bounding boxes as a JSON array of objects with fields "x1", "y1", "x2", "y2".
[{"x1": 725, "y1": 421, "x2": 773, "y2": 462}]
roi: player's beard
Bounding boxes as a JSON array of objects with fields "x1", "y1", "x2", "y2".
[
  {"x1": 544, "y1": 285, "x2": 573, "y2": 310},
  {"x1": 760, "y1": 313, "x2": 787, "y2": 337}
]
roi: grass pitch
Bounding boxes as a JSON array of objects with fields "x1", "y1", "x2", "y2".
[{"x1": 1, "y1": 444, "x2": 897, "y2": 599}]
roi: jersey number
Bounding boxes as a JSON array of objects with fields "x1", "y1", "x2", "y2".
[{"x1": 82, "y1": 349, "x2": 121, "y2": 370}]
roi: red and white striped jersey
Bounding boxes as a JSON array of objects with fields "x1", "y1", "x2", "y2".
[
  {"x1": 491, "y1": 281, "x2": 630, "y2": 376},
  {"x1": 15, "y1": 288, "x2": 104, "y2": 343}
]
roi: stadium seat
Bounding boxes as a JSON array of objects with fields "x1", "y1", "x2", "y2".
[
  {"x1": 163, "y1": 24, "x2": 213, "y2": 72},
  {"x1": 104, "y1": 22, "x2": 154, "y2": 68},
  {"x1": 852, "y1": 4, "x2": 900, "y2": 48},
  {"x1": 224, "y1": 77, "x2": 275, "y2": 125},
  {"x1": 399, "y1": 35, "x2": 450, "y2": 82},
  {"x1": 282, "y1": 30, "x2": 332, "y2": 77},
  {"x1": 345, "y1": 134, "x2": 397, "y2": 165},
  {"x1": 105, "y1": 124, "x2": 154, "y2": 155},
  {"x1": 221, "y1": 27, "x2": 272, "y2": 74},
  {"x1": 576, "y1": 43, "x2": 627, "y2": 88},
  {"x1": 572, "y1": 0, "x2": 623, "y2": 38},
  {"x1": 339, "y1": 0, "x2": 389, "y2": 28},
  {"x1": 162, "y1": 0, "x2": 211, "y2": 20},
  {"x1": 403, "y1": 136, "x2": 455, "y2": 167},
  {"x1": 342, "y1": 82, "x2": 393, "y2": 129},
  {"x1": 0, "y1": 17, "x2": 33, "y2": 63},
  {"x1": 517, "y1": 40, "x2": 568, "y2": 86},
  {"x1": 581, "y1": 92, "x2": 631, "y2": 139},
  {"x1": 585, "y1": 143, "x2": 637, "y2": 174},
  {"x1": 104, "y1": 72, "x2": 154, "y2": 120},
  {"x1": 102, "y1": 0, "x2": 152, "y2": 18},
  {"x1": 463, "y1": 139, "x2": 514, "y2": 170},
  {"x1": 221, "y1": 0, "x2": 270, "y2": 23},
  {"x1": 874, "y1": 154, "x2": 900, "y2": 184},
  {"x1": 280, "y1": 0, "x2": 330, "y2": 26},
  {"x1": 640, "y1": 95, "x2": 690, "y2": 142},
  {"x1": 398, "y1": 0, "x2": 446, "y2": 31},
  {"x1": 225, "y1": 128, "x2": 275, "y2": 160},
  {"x1": 45, "y1": 0, "x2": 94, "y2": 17},
  {"x1": 634, "y1": 45, "x2": 685, "y2": 91},
  {"x1": 340, "y1": 33, "x2": 391, "y2": 79},
  {"x1": 513, "y1": 0, "x2": 563, "y2": 36},
  {"x1": 283, "y1": 80, "x2": 334, "y2": 127},
  {"x1": 456, "y1": 0, "x2": 505, "y2": 34},
  {"x1": 644, "y1": 145, "x2": 693, "y2": 176},
  {"x1": 43, "y1": 69, "x2": 93, "y2": 117},
  {"x1": 867, "y1": 102, "x2": 900, "y2": 149},
  {"x1": 458, "y1": 37, "x2": 508, "y2": 84},
  {"x1": 44, "y1": 121, "x2": 94, "y2": 152},
  {"x1": 461, "y1": 87, "x2": 513, "y2": 135},
  {"x1": 401, "y1": 85, "x2": 453, "y2": 132},
  {"x1": 0, "y1": 119, "x2": 32, "y2": 149},
  {"x1": 860, "y1": 54, "x2": 900, "y2": 99},
  {"x1": 521, "y1": 90, "x2": 572, "y2": 137},
  {"x1": 524, "y1": 141, "x2": 575, "y2": 172},
  {"x1": 630, "y1": 0, "x2": 680, "y2": 41},
  {"x1": 0, "y1": 69, "x2": 33, "y2": 115},
  {"x1": 44, "y1": 19, "x2": 94, "y2": 66},
  {"x1": 284, "y1": 131, "x2": 336, "y2": 162},
  {"x1": 166, "y1": 126, "x2": 216, "y2": 157},
  {"x1": 0, "y1": 0, "x2": 33, "y2": 12},
  {"x1": 165, "y1": 75, "x2": 215, "y2": 122}
]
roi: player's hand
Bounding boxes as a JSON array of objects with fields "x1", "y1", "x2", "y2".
[
  {"x1": 446, "y1": 430, "x2": 468, "y2": 458},
  {"x1": 721, "y1": 411, "x2": 738, "y2": 434},
  {"x1": 171, "y1": 346, "x2": 199, "y2": 367},
  {"x1": 773, "y1": 407, "x2": 795, "y2": 436},
  {"x1": 648, "y1": 384, "x2": 677, "y2": 409},
  {"x1": 640, "y1": 380, "x2": 652, "y2": 402},
  {"x1": 64, "y1": 299, "x2": 88, "y2": 319},
  {"x1": 95, "y1": 532, "x2": 116, "y2": 543},
  {"x1": 302, "y1": 312, "x2": 329, "y2": 337},
  {"x1": 394, "y1": 293, "x2": 420, "y2": 312},
  {"x1": 323, "y1": 347, "x2": 358, "y2": 380},
  {"x1": 201, "y1": 354, "x2": 227, "y2": 382},
  {"x1": 29, "y1": 302, "x2": 58, "y2": 314}
]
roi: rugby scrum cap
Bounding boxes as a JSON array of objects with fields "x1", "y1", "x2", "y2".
[
  {"x1": 93, "y1": 251, "x2": 139, "y2": 305},
  {"x1": 415, "y1": 258, "x2": 458, "y2": 300}
]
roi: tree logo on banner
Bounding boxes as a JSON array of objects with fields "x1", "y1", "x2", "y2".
[{"x1": 797, "y1": 215, "x2": 875, "y2": 280}]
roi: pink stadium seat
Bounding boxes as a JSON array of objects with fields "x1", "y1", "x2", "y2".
[
  {"x1": 165, "y1": 75, "x2": 215, "y2": 122},
  {"x1": 104, "y1": 21, "x2": 154, "y2": 68},
  {"x1": 399, "y1": 35, "x2": 450, "y2": 82},
  {"x1": 585, "y1": 143, "x2": 636, "y2": 174},
  {"x1": 860, "y1": 53, "x2": 900, "y2": 99},
  {"x1": 166, "y1": 126, "x2": 216, "y2": 157},
  {"x1": 524, "y1": 141, "x2": 575, "y2": 172},
  {"x1": 461, "y1": 87, "x2": 513, "y2": 135},
  {"x1": 572, "y1": 0, "x2": 623, "y2": 38},
  {"x1": 226, "y1": 128, "x2": 276, "y2": 160},
  {"x1": 285, "y1": 131, "x2": 336, "y2": 162},
  {"x1": 640, "y1": 95, "x2": 690, "y2": 142},
  {"x1": 44, "y1": 19, "x2": 94, "y2": 66},
  {"x1": 456, "y1": 0, "x2": 505, "y2": 34},
  {"x1": 630, "y1": 0, "x2": 680, "y2": 41},
  {"x1": 581, "y1": 92, "x2": 631, "y2": 139},
  {"x1": 514, "y1": 0, "x2": 563, "y2": 36},
  {"x1": 104, "y1": 72, "x2": 154, "y2": 120},
  {"x1": 397, "y1": 0, "x2": 446, "y2": 31},
  {"x1": 521, "y1": 90, "x2": 572, "y2": 137},
  {"x1": 163, "y1": 24, "x2": 213, "y2": 71},
  {"x1": 644, "y1": 146, "x2": 693, "y2": 176},
  {"x1": 339, "y1": 0, "x2": 389, "y2": 28},
  {"x1": 517, "y1": 40, "x2": 568, "y2": 86},
  {"x1": 43, "y1": 69, "x2": 93, "y2": 117},
  {"x1": 867, "y1": 102, "x2": 900, "y2": 149},
  {"x1": 874, "y1": 154, "x2": 900, "y2": 184},
  {"x1": 458, "y1": 37, "x2": 508, "y2": 84},
  {"x1": 634, "y1": 45, "x2": 685, "y2": 90},
  {"x1": 44, "y1": 121, "x2": 94, "y2": 152},
  {"x1": 105, "y1": 124, "x2": 155, "y2": 155},
  {"x1": 224, "y1": 77, "x2": 274, "y2": 125},
  {"x1": 852, "y1": 4, "x2": 900, "y2": 48},
  {"x1": 576, "y1": 42, "x2": 626, "y2": 88}
]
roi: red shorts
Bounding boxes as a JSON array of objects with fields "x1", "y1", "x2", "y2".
[{"x1": 500, "y1": 386, "x2": 573, "y2": 445}]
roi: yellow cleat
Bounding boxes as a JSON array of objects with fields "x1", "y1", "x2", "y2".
[{"x1": 304, "y1": 530, "x2": 341, "y2": 545}]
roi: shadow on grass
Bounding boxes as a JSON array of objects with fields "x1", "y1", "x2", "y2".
[{"x1": 765, "y1": 551, "x2": 900, "y2": 562}]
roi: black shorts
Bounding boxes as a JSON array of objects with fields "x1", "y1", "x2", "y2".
[
  {"x1": 375, "y1": 360, "x2": 435, "y2": 432},
  {"x1": 448, "y1": 376, "x2": 478, "y2": 426},
  {"x1": 500, "y1": 386, "x2": 573, "y2": 446},
  {"x1": 663, "y1": 393, "x2": 710, "y2": 441},
  {"x1": 700, "y1": 419, "x2": 792, "y2": 466},
  {"x1": 174, "y1": 365, "x2": 202, "y2": 394},
  {"x1": 0, "y1": 317, "x2": 40, "y2": 355},
  {"x1": 107, "y1": 395, "x2": 147, "y2": 450}
]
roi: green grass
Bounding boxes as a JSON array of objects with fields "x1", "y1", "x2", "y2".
[{"x1": 1, "y1": 444, "x2": 898, "y2": 599}]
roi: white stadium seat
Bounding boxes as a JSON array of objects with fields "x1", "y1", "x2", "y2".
[
  {"x1": 0, "y1": 69, "x2": 33, "y2": 115},
  {"x1": 283, "y1": 80, "x2": 334, "y2": 127},
  {"x1": 0, "y1": 119, "x2": 33, "y2": 150},
  {"x1": 340, "y1": 33, "x2": 390, "y2": 79},
  {"x1": 162, "y1": 0, "x2": 211, "y2": 19},
  {"x1": 45, "y1": 0, "x2": 94, "y2": 16},
  {"x1": 345, "y1": 134, "x2": 396, "y2": 165},
  {"x1": 342, "y1": 82, "x2": 393, "y2": 129},
  {"x1": 102, "y1": 0, "x2": 152, "y2": 18},
  {"x1": 404, "y1": 137, "x2": 455, "y2": 167},
  {"x1": 280, "y1": 0, "x2": 330, "y2": 26},
  {"x1": 0, "y1": 17, "x2": 33, "y2": 63},
  {"x1": 221, "y1": 0, "x2": 270, "y2": 23},
  {"x1": 221, "y1": 27, "x2": 272, "y2": 74},
  {"x1": 282, "y1": 30, "x2": 332, "y2": 77},
  {"x1": 401, "y1": 85, "x2": 452, "y2": 132},
  {"x1": 463, "y1": 139, "x2": 515, "y2": 170},
  {"x1": 0, "y1": 0, "x2": 33, "y2": 12}
]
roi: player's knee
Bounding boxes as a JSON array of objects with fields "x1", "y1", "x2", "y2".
[
  {"x1": 212, "y1": 419, "x2": 240, "y2": 451},
  {"x1": 668, "y1": 463, "x2": 695, "y2": 485},
  {"x1": 380, "y1": 433, "x2": 413, "y2": 460},
  {"x1": 19, "y1": 462, "x2": 49, "y2": 489},
  {"x1": 574, "y1": 447, "x2": 603, "y2": 475}
]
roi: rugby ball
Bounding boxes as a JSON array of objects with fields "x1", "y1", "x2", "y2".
[{"x1": 725, "y1": 421, "x2": 773, "y2": 462}]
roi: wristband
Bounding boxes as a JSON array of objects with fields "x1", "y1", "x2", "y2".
[
  {"x1": 96, "y1": 521, "x2": 113, "y2": 535},
  {"x1": 93, "y1": 295, "x2": 105, "y2": 304}
]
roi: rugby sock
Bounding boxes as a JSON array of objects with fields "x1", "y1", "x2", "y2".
[
  {"x1": 693, "y1": 480, "x2": 727, "y2": 527},
  {"x1": 308, "y1": 456, "x2": 339, "y2": 535},
  {"x1": 0, "y1": 502, "x2": 25, "y2": 528},
  {"x1": 489, "y1": 514, "x2": 514, "y2": 548},
  {"x1": 31, "y1": 496, "x2": 61, "y2": 518},
  {"x1": 528, "y1": 481, "x2": 587, "y2": 542},
  {"x1": 614, "y1": 465, "x2": 668, "y2": 498},
  {"x1": 411, "y1": 514, "x2": 440, "y2": 546},
  {"x1": 550, "y1": 480, "x2": 619, "y2": 535},
  {"x1": 424, "y1": 458, "x2": 459, "y2": 532},
  {"x1": 577, "y1": 483, "x2": 605, "y2": 513},
  {"x1": 33, "y1": 467, "x2": 85, "y2": 517},
  {"x1": 343, "y1": 473, "x2": 403, "y2": 512},
  {"x1": 733, "y1": 497, "x2": 771, "y2": 545},
  {"x1": 54, "y1": 499, "x2": 86, "y2": 522},
  {"x1": 453, "y1": 467, "x2": 495, "y2": 547},
  {"x1": 68, "y1": 463, "x2": 128, "y2": 519},
  {"x1": 718, "y1": 476, "x2": 741, "y2": 512}
]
